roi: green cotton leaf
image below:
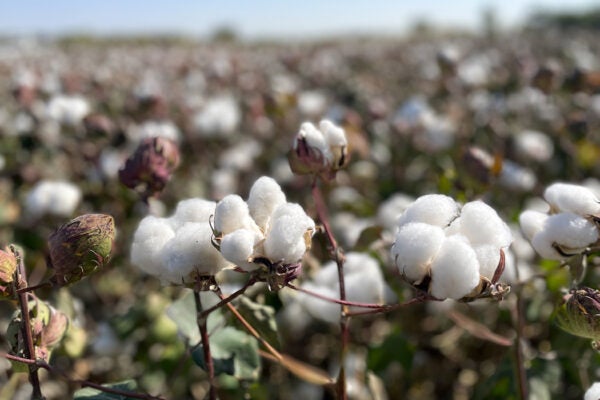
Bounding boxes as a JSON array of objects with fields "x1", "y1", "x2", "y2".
[
  {"x1": 367, "y1": 331, "x2": 415, "y2": 373},
  {"x1": 235, "y1": 296, "x2": 280, "y2": 350},
  {"x1": 73, "y1": 380, "x2": 138, "y2": 399},
  {"x1": 166, "y1": 290, "x2": 225, "y2": 346},
  {"x1": 192, "y1": 326, "x2": 261, "y2": 381}
]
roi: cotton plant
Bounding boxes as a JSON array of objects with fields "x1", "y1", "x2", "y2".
[
  {"x1": 519, "y1": 182, "x2": 600, "y2": 261},
  {"x1": 391, "y1": 194, "x2": 512, "y2": 300},
  {"x1": 212, "y1": 176, "x2": 315, "y2": 290}
]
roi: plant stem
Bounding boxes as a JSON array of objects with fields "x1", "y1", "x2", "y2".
[
  {"x1": 311, "y1": 179, "x2": 348, "y2": 400},
  {"x1": 193, "y1": 290, "x2": 217, "y2": 400},
  {"x1": 200, "y1": 277, "x2": 256, "y2": 318},
  {"x1": 12, "y1": 246, "x2": 44, "y2": 400},
  {"x1": 286, "y1": 283, "x2": 386, "y2": 309}
]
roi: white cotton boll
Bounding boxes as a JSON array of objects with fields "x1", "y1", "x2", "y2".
[
  {"x1": 264, "y1": 203, "x2": 314, "y2": 263},
  {"x1": 161, "y1": 223, "x2": 229, "y2": 283},
  {"x1": 584, "y1": 382, "x2": 600, "y2": 400},
  {"x1": 220, "y1": 229, "x2": 259, "y2": 272},
  {"x1": 430, "y1": 236, "x2": 481, "y2": 300},
  {"x1": 247, "y1": 176, "x2": 286, "y2": 231},
  {"x1": 25, "y1": 180, "x2": 82, "y2": 218},
  {"x1": 297, "y1": 282, "x2": 340, "y2": 324},
  {"x1": 46, "y1": 95, "x2": 90, "y2": 125},
  {"x1": 391, "y1": 222, "x2": 445, "y2": 283},
  {"x1": 460, "y1": 201, "x2": 512, "y2": 248},
  {"x1": 131, "y1": 216, "x2": 175, "y2": 278},
  {"x1": 344, "y1": 253, "x2": 385, "y2": 305},
  {"x1": 542, "y1": 212, "x2": 599, "y2": 253},
  {"x1": 214, "y1": 195, "x2": 252, "y2": 234},
  {"x1": 531, "y1": 230, "x2": 562, "y2": 260},
  {"x1": 519, "y1": 210, "x2": 548, "y2": 241},
  {"x1": 297, "y1": 90, "x2": 327, "y2": 116},
  {"x1": 445, "y1": 216, "x2": 462, "y2": 236},
  {"x1": 498, "y1": 161, "x2": 536, "y2": 191},
  {"x1": 397, "y1": 194, "x2": 459, "y2": 228},
  {"x1": 169, "y1": 198, "x2": 216, "y2": 229},
  {"x1": 474, "y1": 245, "x2": 502, "y2": 280},
  {"x1": 138, "y1": 120, "x2": 181, "y2": 142},
  {"x1": 298, "y1": 122, "x2": 328, "y2": 155},
  {"x1": 320, "y1": 119, "x2": 347, "y2": 147},
  {"x1": 543, "y1": 182, "x2": 600, "y2": 216},
  {"x1": 376, "y1": 193, "x2": 414, "y2": 232},
  {"x1": 514, "y1": 130, "x2": 554, "y2": 162},
  {"x1": 193, "y1": 95, "x2": 240, "y2": 136}
]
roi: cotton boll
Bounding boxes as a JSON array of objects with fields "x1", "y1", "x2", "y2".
[
  {"x1": 531, "y1": 230, "x2": 562, "y2": 260},
  {"x1": 519, "y1": 210, "x2": 548, "y2": 241},
  {"x1": 297, "y1": 282, "x2": 340, "y2": 324},
  {"x1": 320, "y1": 119, "x2": 347, "y2": 147},
  {"x1": 391, "y1": 222, "x2": 445, "y2": 283},
  {"x1": 584, "y1": 382, "x2": 600, "y2": 400},
  {"x1": 474, "y1": 245, "x2": 502, "y2": 280},
  {"x1": 397, "y1": 194, "x2": 460, "y2": 228},
  {"x1": 445, "y1": 216, "x2": 462, "y2": 236},
  {"x1": 460, "y1": 201, "x2": 512, "y2": 247},
  {"x1": 220, "y1": 229, "x2": 259, "y2": 271},
  {"x1": 247, "y1": 176, "x2": 286, "y2": 231},
  {"x1": 264, "y1": 203, "x2": 314, "y2": 263},
  {"x1": 343, "y1": 253, "x2": 385, "y2": 305},
  {"x1": 131, "y1": 216, "x2": 175, "y2": 278},
  {"x1": 298, "y1": 122, "x2": 328, "y2": 158},
  {"x1": 542, "y1": 212, "x2": 599, "y2": 253},
  {"x1": 161, "y1": 223, "x2": 229, "y2": 283},
  {"x1": 514, "y1": 130, "x2": 554, "y2": 162},
  {"x1": 376, "y1": 193, "x2": 414, "y2": 232},
  {"x1": 430, "y1": 236, "x2": 481, "y2": 300},
  {"x1": 214, "y1": 195, "x2": 255, "y2": 234},
  {"x1": 169, "y1": 198, "x2": 216, "y2": 229},
  {"x1": 25, "y1": 180, "x2": 82, "y2": 218},
  {"x1": 544, "y1": 182, "x2": 600, "y2": 216}
]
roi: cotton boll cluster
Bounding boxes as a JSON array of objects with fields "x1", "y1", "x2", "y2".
[
  {"x1": 24, "y1": 180, "x2": 82, "y2": 218},
  {"x1": 292, "y1": 252, "x2": 388, "y2": 324},
  {"x1": 519, "y1": 182, "x2": 600, "y2": 260},
  {"x1": 213, "y1": 176, "x2": 315, "y2": 286},
  {"x1": 391, "y1": 195, "x2": 512, "y2": 300},
  {"x1": 130, "y1": 198, "x2": 230, "y2": 285}
]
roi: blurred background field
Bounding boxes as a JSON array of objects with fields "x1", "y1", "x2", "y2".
[{"x1": 2, "y1": 1, "x2": 600, "y2": 399}]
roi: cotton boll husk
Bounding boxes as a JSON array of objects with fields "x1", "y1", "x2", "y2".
[
  {"x1": 541, "y1": 212, "x2": 599, "y2": 252},
  {"x1": 519, "y1": 210, "x2": 548, "y2": 241},
  {"x1": 169, "y1": 198, "x2": 216, "y2": 229},
  {"x1": 544, "y1": 182, "x2": 600, "y2": 216},
  {"x1": 214, "y1": 194, "x2": 257, "y2": 235},
  {"x1": 584, "y1": 382, "x2": 600, "y2": 400},
  {"x1": 460, "y1": 201, "x2": 512, "y2": 247},
  {"x1": 247, "y1": 176, "x2": 286, "y2": 231},
  {"x1": 220, "y1": 229, "x2": 260, "y2": 272},
  {"x1": 131, "y1": 216, "x2": 175, "y2": 278},
  {"x1": 397, "y1": 194, "x2": 459, "y2": 228},
  {"x1": 391, "y1": 222, "x2": 445, "y2": 283},
  {"x1": 160, "y1": 223, "x2": 229, "y2": 283},
  {"x1": 474, "y1": 245, "x2": 502, "y2": 280},
  {"x1": 264, "y1": 203, "x2": 315, "y2": 263},
  {"x1": 430, "y1": 235, "x2": 481, "y2": 300}
]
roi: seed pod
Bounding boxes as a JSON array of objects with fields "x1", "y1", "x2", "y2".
[
  {"x1": 0, "y1": 247, "x2": 17, "y2": 298},
  {"x1": 48, "y1": 214, "x2": 115, "y2": 286},
  {"x1": 555, "y1": 287, "x2": 600, "y2": 342}
]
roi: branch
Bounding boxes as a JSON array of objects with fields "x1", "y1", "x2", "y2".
[{"x1": 193, "y1": 290, "x2": 217, "y2": 400}]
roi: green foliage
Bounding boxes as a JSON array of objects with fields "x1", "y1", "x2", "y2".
[{"x1": 73, "y1": 380, "x2": 138, "y2": 399}]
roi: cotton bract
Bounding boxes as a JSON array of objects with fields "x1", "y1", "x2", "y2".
[{"x1": 391, "y1": 195, "x2": 512, "y2": 300}]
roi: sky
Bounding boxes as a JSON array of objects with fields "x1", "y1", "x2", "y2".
[{"x1": 0, "y1": 0, "x2": 598, "y2": 39}]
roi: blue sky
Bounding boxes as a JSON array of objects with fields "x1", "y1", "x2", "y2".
[{"x1": 0, "y1": 0, "x2": 598, "y2": 38}]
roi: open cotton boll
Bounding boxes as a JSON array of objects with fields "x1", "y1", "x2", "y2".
[
  {"x1": 391, "y1": 222, "x2": 445, "y2": 283},
  {"x1": 131, "y1": 216, "x2": 175, "y2": 278},
  {"x1": 220, "y1": 229, "x2": 260, "y2": 271},
  {"x1": 474, "y1": 245, "x2": 502, "y2": 280},
  {"x1": 584, "y1": 382, "x2": 600, "y2": 400},
  {"x1": 247, "y1": 176, "x2": 286, "y2": 231},
  {"x1": 430, "y1": 235, "x2": 481, "y2": 300},
  {"x1": 376, "y1": 193, "x2": 414, "y2": 232},
  {"x1": 541, "y1": 212, "x2": 599, "y2": 253},
  {"x1": 298, "y1": 122, "x2": 328, "y2": 155},
  {"x1": 264, "y1": 203, "x2": 314, "y2": 263},
  {"x1": 297, "y1": 282, "x2": 341, "y2": 324},
  {"x1": 214, "y1": 194, "x2": 257, "y2": 234},
  {"x1": 168, "y1": 198, "x2": 215, "y2": 229},
  {"x1": 519, "y1": 210, "x2": 548, "y2": 241},
  {"x1": 161, "y1": 223, "x2": 230, "y2": 283},
  {"x1": 25, "y1": 180, "x2": 82, "y2": 218},
  {"x1": 531, "y1": 230, "x2": 562, "y2": 260},
  {"x1": 320, "y1": 119, "x2": 347, "y2": 147},
  {"x1": 544, "y1": 182, "x2": 600, "y2": 216},
  {"x1": 460, "y1": 201, "x2": 512, "y2": 247},
  {"x1": 397, "y1": 194, "x2": 459, "y2": 228}
]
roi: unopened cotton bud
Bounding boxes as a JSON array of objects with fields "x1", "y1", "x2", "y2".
[
  {"x1": 391, "y1": 222, "x2": 445, "y2": 283},
  {"x1": 544, "y1": 182, "x2": 600, "y2": 216},
  {"x1": 0, "y1": 248, "x2": 17, "y2": 298},
  {"x1": 131, "y1": 216, "x2": 175, "y2": 277},
  {"x1": 48, "y1": 214, "x2": 115, "y2": 286},
  {"x1": 220, "y1": 229, "x2": 260, "y2": 271},
  {"x1": 430, "y1": 235, "x2": 480, "y2": 300},
  {"x1": 519, "y1": 210, "x2": 548, "y2": 241},
  {"x1": 460, "y1": 201, "x2": 512, "y2": 247},
  {"x1": 397, "y1": 194, "x2": 459, "y2": 228},
  {"x1": 264, "y1": 203, "x2": 314, "y2": 263},
  {"x1": 556, "y1": 287, "x2": 600, "y2": 342},
  {"x1": 247, "y1": 176, "x2": 286, "y2": 231}
]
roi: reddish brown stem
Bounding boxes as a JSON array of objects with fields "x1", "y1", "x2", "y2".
[
  {"x1": 286, "y1": 283, "x2": 385, "y2": 309},
  {"x1": 194, "y1": 290, "x2": 217, "y2": 400},
  {"x1": 200, "y1": 277, "x2": 256, "y2": 318}
]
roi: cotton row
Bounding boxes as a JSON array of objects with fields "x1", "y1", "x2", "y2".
[
  {"x1": 391, "y1": 195, "x2": 512, "y2": 300},
  {"x1": 519, "y1": 182, "x2": 600, "y2": 260}
]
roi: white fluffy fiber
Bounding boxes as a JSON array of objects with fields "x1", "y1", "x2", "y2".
[
  {"x1": 220, "y1": 229, "x2": 259, "y2": 272},
  {"x1": 168, "y1": 198, "x2": 216, "y2": 228},
  {"x1": 519, "y1": 210, "x2": 548, "y2": 241},
  {"x1": 531, "y1": 212, "x2": 599, "y2": 260},
  {"x1": 584, "y1": 382, "x2": 600, "y2": 400},
  {"x1": 460, "y1": 201, "x2": 512, "y2": 247},
  {"x1": 131, "y1": 216, "x2": 176, "y2": 278},
  {"x1": 214, "y1": 194, "x2": 257, "y2": 234},
  {"x1": 544, "y1": 182, "x2": 600, "y2": 216},
  {"x1": 25, "y1": 180, "x2": 82, "y2": 218},
  {"x1": 264, "y1": 203, "x2": 315, "y2": 263},
  {"x1": 392, "y1": 222, "x2": 445, "y2": 283},
  {"x1": 397, "y1": 194, "x2": 459, "y2": 228},
  {"x1": 430, "y1": 236, "x2": 481, "y2": 300},
  {"x1": 247, "y1": 176, "x2": 287, "y2": 231},
  {"x1": 46, "y1": 94, "x2": 90, "y2": 125},
  {"x1": 296, "y1": 119, "x2": 347, "y2": 165},
  {"x1": 320, "y1": 119, "x2": 347, "y2": 147},
  {"x1": 473, "y1": 244, "x2": 502, "y2": 280}
]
